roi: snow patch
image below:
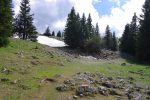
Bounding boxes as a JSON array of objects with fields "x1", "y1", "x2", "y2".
[{"x1": 37, "y1": 36, "x2": 66, "y2": 47}]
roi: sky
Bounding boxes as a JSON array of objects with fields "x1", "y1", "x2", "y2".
[{"x1": 13, "y1": 0, "x2": 145, "y2": 37}]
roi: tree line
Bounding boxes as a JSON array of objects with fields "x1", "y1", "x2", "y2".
[
  {"x1": 64, "y1": 7, "x2": 118, "y2": 53},
  {"x1": 43, "y1": 26, "x2": 63, "y2": 38},
  {"x1": 120, "y1": 0, "x2": 150, "y2": 62}
]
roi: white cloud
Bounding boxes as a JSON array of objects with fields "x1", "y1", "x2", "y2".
[
  {"x1": 100, "y1": 0, "x2": 144, "y2": 36},
  {"x1": 13, "y1": 0, "x2": 144, "y2": 36}
]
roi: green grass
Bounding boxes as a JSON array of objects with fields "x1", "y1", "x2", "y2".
[{"x1": 0, "y1": 38, "x2": 149, "y2": 100}]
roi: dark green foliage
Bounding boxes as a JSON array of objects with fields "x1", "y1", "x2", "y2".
[
  {"x1": 111, "y1": 32, "x2": 118, "y2": 51},
  {"x1": 57, "y1": 31, "x2": 61, "y2": 37},
  {"x1": 43, "y1": 27, "x2": 51, "y2": 36},
  {"x1": 52, "y1": 31, "x2": 55, "y2": 36},
  {"x1": 86, "y1": 14, "x2": 93, "y2": 38},
  {"x1": 136, "y1": 0, "x2": 150, "y2": 62},
  {"x1": 85, "y1": 36, "x2": 101, "y2": 54},
  {"x1": 13, "y1": 0, "x2": 37, "y2": 40},
  {"x1": 120, "y1": 24, "x2": 130, "y2": 53},
  {"x1": 64, "y1": 7, "x2": 82, "y2": 48},
  {"x1": 95, "y1": 23, "x2": 100, "y2": 37},
  {"x1": 80, "y1": 13, "x2": 87, "y2": 47},
  {"x1": 120, "y1": 13, "x2": 138, "y2": 55},
  {"x1": 104, "y1": 25, "x2": 112, "y2": 50},
  {"x1": 0, "y1": 0, "x2": 12, "y2": 47},
  {"x1": 64, "y1": 7, "x2": 102, "y2": 53}
]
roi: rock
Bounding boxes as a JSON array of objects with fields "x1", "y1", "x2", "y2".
[
  {"x1": 56, "y1": 84, "x2": 68, "y2": 91},
  {"x1": 1, "y1": 67, "x2": 11, "y2": 74},
  {"x1": 146, "y1": 90, "x2": 150, "y2": 95},
  {"x1": 125, "y1": 87, "x2": 134, "y2": 100},
  {"x1": 107, "y1": 77, "x2": 113, "y2": 81},
  {"x1": 76, "y1": 84, "x2": 97, "y2": 96},
  {"x1": 30, "y1": 61, "x2": 39, "y2": 65},
  {"x1": 128, "y1": 76, "x2": 134, "y2": 81},
  {"x1": 102, "y1": 81, "x2": 113, "y2": 88},
  {"x1": 98, "y1": 86, "x2": 108, "y2": 96},
  {"x1": 135, "y1": 93, "x2": 142, "y2": 100},
  {"x1": 64, "y1": 79, "x2": 73, "y2": 84},
  {"x1": 109, "y1": 89, "x2": 120, "y2": 96},
  {"x1": 73, "y1": 95, "x2": 78, "y2": 99}
]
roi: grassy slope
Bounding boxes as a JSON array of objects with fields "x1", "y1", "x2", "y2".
[{"x1": 0, "y1": 38, "x2": 149, "y2": 100}]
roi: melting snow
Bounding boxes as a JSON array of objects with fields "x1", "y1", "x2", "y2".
[{"x1": 37, "y1": 36, "x2": 66, "y2": 47}]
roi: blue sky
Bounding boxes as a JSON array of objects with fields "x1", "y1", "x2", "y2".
[
  {"x1": 95, "y1": 0, "x2": 128, "y2": 15},
  {"x1": 13, "y1": 0, "x2": 144, "y2": 37}
]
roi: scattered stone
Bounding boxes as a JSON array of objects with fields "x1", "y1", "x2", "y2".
[
  {"x1": 109, "y1": 89, "x2": 121, "y2": 96},
  {"x1": 30, "y1": 60, "x2": 39, "y2": 65},
  {"x1": 102, "y1": 81, "x2": 113, "y2": 88},
  {"x1": 107, "y1": 77, "x2": 113, "y2": 81},
  {"x1": 98, "y1": 86, "x2": 108, "y2": 96},
  {"x1": 128, "y1": 76, "x2": 134, "y2": 81},
  {"x1": 146, "y1": 90, "x2": 150, "y2": 95},
  {"x1": 76, "y1": 84, "x2": 97, "y2": 96},
  {"x1": 1, "y1": 67, "x2": 11, "y2": 74},
  {"x1": 10, "y1": 79, "x2": 18, "y2": 84},
  {"x1": 73, "y1": 95, "x2": 78, "y2": 99},
  {"x1": 56, "y1": 84, "x2": 68, "y2": 92},
  {"x1": 135, "y1": 93, "x2": 142, "y2": 100}
]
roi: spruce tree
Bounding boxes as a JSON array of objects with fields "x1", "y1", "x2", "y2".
[
  {"x1": 64, "y1": 7, "x2": 81, "y2": 48},
  {"x1": 43, "y1": 26, "x2": 51, "y2": 36},
  {"x1": 137, "y1": 0, "x2": 150, "y2": 62},
  {"x1": 52, "y1": 31, "x2": 55, "y2": 36},
  {"x1": 104, "y1": 25, "x2": 112, "y2": 50},
  {"x1": 57, "y1": 31, "x2": 61, "y2": 37},
  {"x1": 111, "y1": 32, "x2": 118, "y2": 51},
  {"x1": 95, "y1": 23, "x2": 100, "y2": 37},
  {"x1": 128, "y1": 13, "x2": 138, "y2": 55},
  {"x1": 14, "y1": 0, "x2": 37, "y2": 39},
  {"x1": 81, "y1": 13, "x2": 88, "y2": 41},
  {"x1": 120, "y1": 24, "x2": 130, "y2": 53},
  {"x1": 87, "y1": 14, "x2": 93, "y2": 38},
  {"x1": 0, "y1": 0, "x2": 12, "y2": 47}
]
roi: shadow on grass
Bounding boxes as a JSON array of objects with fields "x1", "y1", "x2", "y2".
[{"x1": 120, "y1": 53, "x2": 150, "y2": 66}]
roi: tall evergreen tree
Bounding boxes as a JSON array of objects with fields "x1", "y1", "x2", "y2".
[
  {"x1": 14, "y1": 0, "x2": 37, "y2": 39},
  {"x1": 87, "y1": 14, "x2": 93, "y2": 38},
  {"x1": 120, "y1": 24, "x2": 130, "y2": 53},
  {"x1": 43, "y1": 26, "x2": 51, "y2": 36},
  {"x1": 95, "y1": 23, "x2": 100, "y2": 37},
  {"x1": 64, "y1": 7, "x2": 81, "y2": 48},
  {"x1": 137, "y1": 0, "x2": 150, "y2": 62},
  {"x1": 81, "y1": 13, "x2": 88, "y2": 41},
  {"x1": 120, "y1": 13, "x2": 138, "y2": 55},
  {"x1": 128, "y1": 13, "x2": 138, "y2": 55},
  {"x1": 57, "y1": 31, "x2": 61, "y2": 37},
  {"x1": 111, "y1": 32, "x2": 118, "y2": 51},
  {"x1": 52, "y1": 31, "x2": 55, "y2": 36},
  {"x1": 104, "y1": 25, "x2": 112, "y2": 50},
  {"x1": 0, "y1": 0, "x2": 12, "y2": 47}
]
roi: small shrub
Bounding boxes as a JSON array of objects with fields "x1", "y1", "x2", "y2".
[
  {"x1": 85, "y1": 36, "x2": 101, "y2": 54},
  {"x1": 0, "y1": 37, "x2": 9, "y2": 47}
]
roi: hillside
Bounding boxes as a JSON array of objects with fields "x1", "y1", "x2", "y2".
[{"x1": 0, "y1": 38, "x2": 150, "y2": 100}]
